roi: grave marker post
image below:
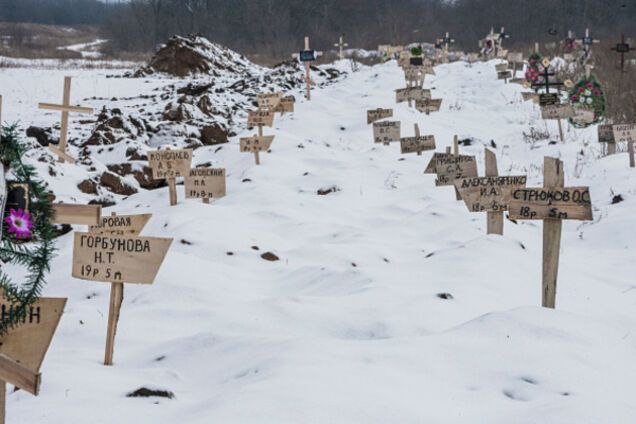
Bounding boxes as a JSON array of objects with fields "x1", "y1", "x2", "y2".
[
  {"x1": 612, "y1": 124, "x2": 636, "y2": 168},
  {"x1": 38, "y1": 77, "x2": 94, "y2": 164},
  {"x1": 485, "y1": 149, "x2": 503, "y2": 234},
  {"x1": 334, "y1": 35, "x2": 348, "y2": 61},
  {"x1": 148, "y1": 149, "x2": 193, "y2": 206},
  {"x1": 611, "y1": 34, "x2": 634, "y2": 73},
  {"x1": 509, "y1": 157, "x2": 593, "y2": 308},
  {"x1": 292, "y1": 37, "x2": 323, "y2": 100},
  {"x1": 532, "y1": 59, "x2": 568, "y2": 142}
]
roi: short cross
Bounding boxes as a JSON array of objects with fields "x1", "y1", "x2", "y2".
[
  {"x1": 611, "y1": 34, "x2": 634, "y2": 72},
  {"x1": 334, "y1": 35, "x2": 348, "y2": 61},
  {"x1": 38, "y1": 76, "x2": 93, "y2": 163},
  {"x1": 442, "y1": 32, "x2": 455, "y2": 62}
]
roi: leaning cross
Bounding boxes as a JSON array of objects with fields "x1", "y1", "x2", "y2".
[
  {"x1": 334, "y1": 35, "x2": 349, "y2": 61},
  {"x1": 38, "y1": 76, "x2": 93, "y2": 164}
]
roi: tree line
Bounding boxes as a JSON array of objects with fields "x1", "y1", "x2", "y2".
[{"x1": 1, "y1": 0, "x2": 635, "y2": 59}]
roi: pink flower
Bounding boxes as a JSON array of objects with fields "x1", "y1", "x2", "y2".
[
  {"x1": 593, "y1": 89, "x2": 601, "y2": 96},
  {"x1": 571, "y1": 95, "x2": 578, "y2": 102},
  {"x1": 5, "y1": 209, "x2": 33, "y2": 239},
  {"x1": 586, "y1": 82, "x2": 594, "y2": 89},
  {"x1": 578, "y1": 87, "x2": 585, "y2": 94}
]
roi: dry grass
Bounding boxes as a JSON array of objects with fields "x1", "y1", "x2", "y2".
[{"x1": 0, "y1": 22, "x2": 99, "y2": 59}]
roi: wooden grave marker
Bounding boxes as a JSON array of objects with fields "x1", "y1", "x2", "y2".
[
  {"x1": 611, "y1": 34, "x2": 634, "y2": 72},
  {"x1": 89, "y1": 213, "x2": 152, "y2": 236},
  {"x1": 415, "y1": 98, "x2": 442, "y2": 115},
  {"x1": 51, "y1": 204, "x2": 101, "y2": 226},
  {"x1": 395, "y1": 87, "x2": 430, "y2": 104},
  {"x1": 0, "y1": 294, "x2": 66, "y2": 423},
  {"x1": 367, "y1": 108, "x2": 393, "y2": 125},
  {"x1": 184, "y1": 167, "x2": 227, "y2": 203},
  {"x1": 454, "y1": 149, "x2": 527, "y2": 235},
  {"x1": 74, "y1": 217, "x2": 173, "y2": 365},
  {"x1": 495, "y1": 62, "x2": 512, "y2": 83},
  {"x1": 400, "y1": 124, "x2": 435, "y2": 155},
  {"x1": 372, "y1": 121, "x2": 401, "y2": 146},
  {"x1": 245, "y1": 108, "x2": 276, "y2": 165},
  {"x1": 148, "y1": 149, "x2": 193, "y2": 206},
  {"x1": 38, "y1": 76, "x2": 94, "y2": 164},
  {"x1": 580, "y1": 28, "x2": 600, "y2": 64},
  {"x1": 509, "y1": 157, "x2": 593, "y2": 308},
  {"x1": 425, "y1": 136, "x2": 477, "y2": 200},
  {"x1": 612, "y1": 124, "x2": 636, "y2": 168},
  {"x1": 292, "y1": 37, "x2": 323, "y2": 100},
  {"x1": 532, "y1": 59, "x2": 568, "y2": 142},
  {"x1": 441, "y1": 32, "x2": 455, "y2": 63},
  {"x1": 274, "y1": 96, "x2": 295, "y2": 115},
  {"x1": 256, "y1": 92, "x2": 282, "y2": 111},
  {"x1": 334, "y1": 35, "x2": 349, "y2": 61},
  {"x1": 598, "y1": 124, "x2": 616, "y2": 155}
]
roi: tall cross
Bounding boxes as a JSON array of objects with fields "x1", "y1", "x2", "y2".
[
  {"x1": 442, "y1": 32, "x2": 455, "y2": 63},
  {"x1": 580, "y1": 28, "x2": 600, "y2": 63},
  {"x1": 531, "y1": 60, "x2": 564, "y2": 94},
  {"x1": 38, "y1": 76, "x2": 93, "y2": 164},
  {"x1": 292, "y1": 37, "x2": 323, "y2": 101},
  {"x1": 334, "y1": 34, "x2": 348, "y2": 61},
  {"x1": 611, "y1": 34, "x2": 634, "y2": 72}
]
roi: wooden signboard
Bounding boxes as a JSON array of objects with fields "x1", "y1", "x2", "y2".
[
  {"x1": 508, "y1": 157, "x2": 593, "y2": 308},
  {"x1": 521, "y1": 92, "x2": 539, "y2": 102},
  {"x1": 425, "y1": 153, "x2": 478, "y2": 186},
  {"x1": 400, "y1": 124, "x2": 435, "y2": 155},
  {"x1": 0, "y1": 295, "x2": 66, "y2": 422},
  {"x1": 257, "y1": 93, "x2": 282, "y2": 111},
  {"x1": 539, "y1": 93, "x2": 559, "y2": 106},
  {"x1": 455, "y1": 175, "x2": 527, "y2": 212},
  {"x1": 495, "y1": 63, "x2": 509, "y2": 72},
  {"x1": 247, "y1": 110, "x2": 275, "y2": 128},
  {"x1": 72, "y1": 233, "x2": 173, "y2": 285},
  {"x1": 367, "y1": 108, "x2": 393, "y2": 124},
  {"x1": 613, "y1": 123, "x2": 636, "y2": 167},
  {"x1": 507, "y1": 52, "x2": 523, "y2": 63},
  {"x1": 52, "y1": 204, "x2": 101, "y2": 226},
  {"x1": 240, "y1": 135, "x2": 274, "y2": 153},
  {"x1": 274, "y1": 96, "x2": 295, "y2": 114},
  {"x1": 148, "y1": 149, "x2": 193, "y2": 206},
  {"x1": 395, "y1": 87, "x2": 430, "y2": 103},
  {"x1": 0, "y1": 296, "x2": 66, "y2": 373},
  {"x1": 89, "y1": 213, "x2": 152, "y2": 236},
  {"x1": 571, "y1": 109, "x2": 595, "y2": 126},
  {"x1": 541, "y1": 104, "x2": 574, "y2": 120},
  {"x1": 72, "y1": 230, "x2": 171, "y2": 366},
  {"x1": 372, "y1": 121, "x2": 400, "y2": 145},
  {"x1": 184, "y1": 168, "x2": 226, "y2": 202},
  {"x1": 415, "y1": 98, "x2": 442, "y2": 115},
  {"x1": 598, "y1": 124, "x2": 615, "y2": 144},
  {"x1": 497, "y1": 71, "x2": 512, "y2": 81},
  {"x1": 404, "y1": 68, "x2": 423, "y2": 86}
]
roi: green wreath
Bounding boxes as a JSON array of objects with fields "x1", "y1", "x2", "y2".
[
  {"x1": 410, "y1": 46, "x2": 423, "y2": 57},
  {"x1": 525, "y1": 52, "x2": 544, "y2": 85},
  {"x1": 0, "y1": 125, "x2": 56, "y2": 336},
  {"x1": 567, "y1": 75, "x2": 606, "y2": 128}
]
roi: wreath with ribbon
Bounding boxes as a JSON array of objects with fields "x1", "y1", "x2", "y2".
[
  {"x1": 525, "y1": 52, "x2": 545, "y2": 85},
  {"x1": 0, "y1": 125, "x2": 56, "y2": 336},
  {"x1": 567, "y1": 75, "x2": 606, "y2": 128}
]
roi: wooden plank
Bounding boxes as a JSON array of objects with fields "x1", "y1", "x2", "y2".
[
  {"x1": 240, "y1": 135, "x2": 274, "y2": 152},
  {"x1": 542, "y1": 157, "x2": 564, "y2": 309},
  {"x1": 148, "y1": 149, "x2": 193, "y2": 180},
  {"x1": 372, "y1": 121, "x2": 400, "y2": 145},
  {"x1": 415, "y1": 98, "x2": 442, "y2": 114},
  {"x1": 273, "y1": 96, "x2": 295, "y2": 114},
  {"x1": 541, "y1": 104, "x2": 575, "y2": 120},
  {"x1": 484, "y1": 149, "x2": 504, "y2": 234},
  {"x1": 0, "y1": 354, "x2": 40, "y2": 395},
  {"x1": 366, "y1": 108, "x2": 393, "y2": 124},
  {"x1": 37, "y1": 103, "x2": 94, "y2": 114},
  {"x1": 0, "y1": 295, "x2": 66, "y2": 373},
  {"x1": 184, "y1": 168, "x2": 226, "y2": 200},
  {"x1": 104, "y1": 282, "x2": 123, "y2": 366},
  {"x1": 48, "y1": 145, "x2": 75, "y2": 164},
  {"x1": 72, "y1": 233, "x2": 173, "y2": 285},
  {"x1": 168, "y1": 177, "x2": 177, "y2": 206},
  {"x1": 508, "y1": 187, "x2": 593, "y2": 220},
  {"x1": 454, "y1": 174, "x2": 527, "y2": 212},
  {"x1": 89, "y1": 213, "x2": 152, "y2": 236},
  {"x1": 52, "y1": 204, "x2": 101, "y2": 225},
  {"x1": 400, "y1": 135, "x2": 436, "y2": 155},
  {"x1": 256, "y1": 93, "x2": 282, "y2": 110}
]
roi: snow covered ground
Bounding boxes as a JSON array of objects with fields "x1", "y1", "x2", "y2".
[{"x1": 2, "y1": 58, "x2": 636, "y2": 423}]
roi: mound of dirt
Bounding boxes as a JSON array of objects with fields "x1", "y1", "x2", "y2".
[{"x1": 131, "y1": 35, "x2": 261, "y2": 78}]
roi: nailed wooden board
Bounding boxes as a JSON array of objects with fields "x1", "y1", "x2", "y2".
[
  {"x1": 415, "y1": 98, "x2": 442, "y2": 114},
  {"x1": 495, "y1": 63, "x2": 509, "y2": 72},
  {"x1": 613, "y1": 123, "x2": 636, "y2": 143},
  {"x1": 454, "y1": 175, "x2": 527, "y2": 212},
  {"x1": 425, "y1": 153, "x2": 478, "y2": 186},
  {"x1": 521, "y1": 92, "x2": 539, "y2": 102},
  {"x1": 571, "y1": 108, "x2": 596, "y2": 126},
  {"x1": 0, "y1": 354, "x2": 40, "y2": 395},
  {"x1": 372, "y1": 121, "x2": 401, "y2": 144},
  {"x1": 247, "y1": 110, "x2": 275, "y2": 128},
  {"x1": 240, "y1": 135, "x2": 274, "y2": 152},
  {"x1": 507, "y1": 52, "x2": 524, "y2": 63},
  {"x1": 52, "y1": 204, "x2": 101, "y2": 225},
  {"x1": 598, "y1": 124, "x2": 615, "y2": 143},
  {"x1": 89, "y1": 213, "x2": 152, "y2": 236},
  {"x1": 184, "y1": 168, "x2": 226, "y2": 199},
  {"x1": 497, "y1": 71, "x2": 512, "y2": 80},
  {"x1": 366, "y1": 108, "x2": 393, "y2": 124},
  {"x1": 395, "y1": 87, "x2": 431, "y2": 103},
  {"x1": 508, "y1": 187, "x2": 593, "y2": 220},
  {"x1": 0, "y1": 295, "x2": 66, "y2": 373},
  {"x1": 148, "y1": 149, "x2": 193, "y2": 180},
  {"x1": 274, "y1": 96, "x2": 295, "y2": 113},
  {"x1": 72, "y1": 233, "x2": 173, "y2": 284},
  {"x1": 400, "y1": 135, "x2": 436, "y2": 154},
  {"x1": 541, "y1": 104, "x2": 575, "y2": 120},
  {"x1": 257, "y1": 93, "x2": 282, "y2": 110}
]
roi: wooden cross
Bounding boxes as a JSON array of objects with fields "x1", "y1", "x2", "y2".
[
  {"x1": 441, "y1": 32, "x2": 454, "y2": 63},
  {"x1": 334, "y1": 34, "x2": 348, "y2": 61},
  {"x1": 497, "y1": 27, "x2": 509, "y2": 52},
  {"x1": 509, "y1": 157, "x2": 593, "y2": 308},
  {"x1": 580, "y1": 28, "x2": 600, "y2": 63},
  {"x1": 38, "y1": 77, "x2": 93, "y2": 164},
  {"x1": 292, "y1": 37, "x2": 323, "y2": 101},
  {"x1": 611, "y1": 34, "x2": 634, "y2": 72},
  {"x1": 531, "y1": 59, "x2": 567, "y2": 142}
]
